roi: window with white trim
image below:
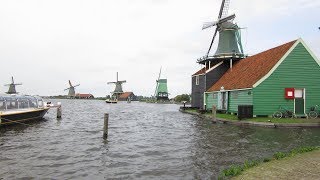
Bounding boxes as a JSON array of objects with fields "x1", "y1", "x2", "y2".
[{"x1": 196, "y1": 75, "x2": 199, "y2": 85}]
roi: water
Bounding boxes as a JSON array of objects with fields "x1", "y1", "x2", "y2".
[{"x1": 1, "y1": 99, "x2": 320, "y2": 179}]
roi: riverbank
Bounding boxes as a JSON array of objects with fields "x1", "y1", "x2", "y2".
[
  {"x1": 232, "y1": 148, "x2": 320, "y2": 180},
  {"x1": 180, "y1": 108, "x2": 320, "y2": 128}
]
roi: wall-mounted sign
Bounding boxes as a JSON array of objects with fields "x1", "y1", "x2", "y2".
[{"x1": 285, "y1": 88, "x2": 295, "y2": 99}]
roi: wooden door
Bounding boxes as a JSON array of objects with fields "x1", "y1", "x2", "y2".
[{"x1": 295, "y1": 89, "x2": 305, "y2": 114}]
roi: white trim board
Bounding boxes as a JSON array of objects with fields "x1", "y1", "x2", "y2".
[
  {"x1": 253, "y1": 38, "x2": 320, "y2": 88},
  {"x1": 206, "y1": 61, "x2": 224, "y2": 73},
  {"x1": 205, "y1": 88, "x2": 252, "y2": 94}
]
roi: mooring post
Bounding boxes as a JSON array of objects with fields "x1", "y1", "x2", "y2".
[
  {"x1": 57, "y1": 102, "x2": 62, "y2": 119},
  {"x1": 212, "y1": 105, "x2": 217, "y2": 121},
  {"x1": 103, "y1": 113, "x2": 109, "y2": 139}
]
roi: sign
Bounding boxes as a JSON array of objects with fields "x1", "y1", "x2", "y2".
[{"x1": 285, "y1": 88, "x2": 295, "y2": 99}]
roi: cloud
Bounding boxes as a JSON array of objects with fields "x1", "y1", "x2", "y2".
[{"x1": 0, "y1": 0, "x2": 319, "y2": 97}]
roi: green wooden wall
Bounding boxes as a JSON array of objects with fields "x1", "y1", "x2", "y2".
[
  {"x1": 228, "y1": 90, "x2": 253, "y2": 113},
  {"x1": 253, "y1": 42, "x2": 320, "y2": 116},
  {"x1": 205, "y1": 92, "x2": 218, "y2": 110},
  {"x1": 205, "y1": 90, "x2": 252, "y2": 112}
]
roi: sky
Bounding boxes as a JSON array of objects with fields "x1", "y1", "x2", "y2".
[{"x1": 0, "y1": 0, "x2": 319, "y2": 97}]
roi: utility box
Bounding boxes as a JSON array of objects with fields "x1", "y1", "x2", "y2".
[{"x1": 238, "y1": 105, "x2": 253, "y2": 120}]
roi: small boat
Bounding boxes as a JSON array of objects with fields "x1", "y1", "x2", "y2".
[
  {"x1": 105, "y1": 99, "x2": 117, "y2": 104},
  {"x1": 0, "y1": 94, "x2": 49, "y2": 126}
]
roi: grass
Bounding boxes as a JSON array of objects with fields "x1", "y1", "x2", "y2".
[
  {"x1": 218, "y1": 146, "x2": 320, "y2": 179},
  {"x1": 184, "y1": 109, "x2": 320, "y2": 124}
]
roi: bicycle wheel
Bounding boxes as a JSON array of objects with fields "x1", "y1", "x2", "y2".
[
  {"x1": 309, "y1": 111, "x2": 318, "y2": 119},
  {"x1": 273, "y1": 111, "x2": 282, "y2": 119}
]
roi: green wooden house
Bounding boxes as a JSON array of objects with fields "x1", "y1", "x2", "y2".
[{"x1": 204, "y1": 38, "x2": 320, "y2": 117}]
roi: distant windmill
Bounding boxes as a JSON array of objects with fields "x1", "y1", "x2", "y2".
[
  {"x1": 5, "y1": 76, "x2": 22, "y2": 94},
  {"x1": 107, "y1": 72, "x2": 126, "y2": 100},
  {"x1": 64, "y1": 80, "x2": 80, "y2": 97},
  {"x1": 154, "y1": 67, "x2": 169, "y2": 101}
]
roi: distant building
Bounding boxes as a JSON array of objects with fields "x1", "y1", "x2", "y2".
[
  {"x1": 75, "y1": 93, "x2": 94, "y2": 99},
  {"x1": 118, "y1": 92, "x2": 136, "y2": 101}
]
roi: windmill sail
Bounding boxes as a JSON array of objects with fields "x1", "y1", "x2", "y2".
[{"x1": 5, "y1": 76, "x2": 22, "y2": 94}]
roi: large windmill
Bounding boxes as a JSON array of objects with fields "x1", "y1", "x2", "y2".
[
  {"x1": 154, "y1": 67, "x2": 169, "y2": 101},
  {"x1": 107, "y1": 72, "x2": 126, "y2": 100},
  {"x1": 5, "y1": 76, "x2": 22, "y2": 94},
  {"x1": 199, "y1": 0, "x2": 244, "y2": 61},
  {"x1": 64, "y1": 80, "x2": 80, "y2": 97},
  {"x1": 191, "y1": 0, "x2": 246, "y2": 108}
]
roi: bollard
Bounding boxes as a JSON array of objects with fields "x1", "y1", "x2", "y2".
[
  {"x1": 212, "y1": 105, "x2": 217, "y2": 121},
  {"x1": 57, "y1": 102, "x2": 62, "y2": 119},
  {"x1": 103, "y1": 113, "x2": 109, "y2": 139}
]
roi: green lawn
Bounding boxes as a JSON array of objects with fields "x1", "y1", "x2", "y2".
[{"x1": 184, "y1": 109, "x2": 320, "y2": 124}]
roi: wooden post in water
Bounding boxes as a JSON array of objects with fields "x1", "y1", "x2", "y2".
[
  {"x1": 212, "y1": 105, "x2": 217, "y2": 121},
  {"x1": 103, "y1": 113, "x2": 109, "y2": 139},
  {"x1": 57, "y1": 102, "x2": 62, "y2": 119}
]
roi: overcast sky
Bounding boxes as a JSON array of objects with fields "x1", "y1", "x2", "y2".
[{"x1": 0, "y1": 0, "x2": 319, "y2": 97}]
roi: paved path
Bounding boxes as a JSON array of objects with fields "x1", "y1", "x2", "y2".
[{"x1": 234, "y1": 150, "x2": 320, "y2": 180}]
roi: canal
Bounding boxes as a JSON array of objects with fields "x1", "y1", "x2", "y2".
[{"x1": 1, "y1": 99, "x2": 320, "y2": 179}]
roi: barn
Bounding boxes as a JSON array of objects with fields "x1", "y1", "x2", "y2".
[{"x1": 204, "y1": 39, "x2": 320, "y2": 117}]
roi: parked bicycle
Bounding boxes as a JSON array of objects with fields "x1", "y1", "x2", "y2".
[
  {"x1": 273, "y1": 106, "x2": 295, "y2": 118},
  {"x1": 308, "y1": 105, "x2": 319, "y2": 119}
]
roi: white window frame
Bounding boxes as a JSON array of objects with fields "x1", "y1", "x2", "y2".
[{"x1": 195, "y1": 75, "x2": 199, "y2": 85}]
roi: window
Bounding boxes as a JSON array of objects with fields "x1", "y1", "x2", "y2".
[
  {"x1": 232, "y1": 91, "x2": 239, "y2": 99},
  {"x1": 195, "y1": 76, "x2": 199, "y2": 85},
  {"x1": 212, "y1": 93, "x2": 217, "y2": 99}
]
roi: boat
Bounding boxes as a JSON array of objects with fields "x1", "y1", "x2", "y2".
[
  {"x1": 0, "y1": 94, "x2": 50, "y2": 126},
  {"x1": 105, "y1": 99, "x2": 117, "y2": 104}
]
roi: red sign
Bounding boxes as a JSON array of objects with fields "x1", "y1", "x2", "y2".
[{"x1": 285, "y1": 88, "x2": 295, "y2": 99}]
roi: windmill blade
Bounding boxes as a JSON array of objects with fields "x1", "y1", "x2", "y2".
[
  {"x1": 64, "y1": 88, "x2": 70, "y2": 91},
  {"x1": 107, "y1": 82, "x2": 116, "y2": 84},
  {"x1": 158, "y1": 67, "x2": 162, "y2": 81},
  {"x1": 68, "y1": 80, "x2": 73, "y2": 87},
  {"x1": 14, "y1": 83, "x2": 22, "y2": 85},
  {"x1": 202, "y1": 21, "x2": 218, "y2": 30},
  {"x1": 202, "y1": 14, "x2": 235, "y2": 30},
  {"x1": 4, "y1": 84, "x2": 10, "y2": 86},
  {"x1": 221, "y1": 0, "x2": 230, "y2": 18},
  {"x1": 11, "y1": 76, "x2": 14, "y2": 84},
  {"x1": 73, "y1": 84, "x2": 80, "y2": 88},
  {"x1": 206, "y1": 27, "x2": 219, "y2": 57},
  {"x1": 218, "y1": 0, "x2": 230, "y2": 19}
]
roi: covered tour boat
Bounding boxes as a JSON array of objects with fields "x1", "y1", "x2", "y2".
[{"x1": 0, "y1": 94, "x2": 49, "y2": 126}]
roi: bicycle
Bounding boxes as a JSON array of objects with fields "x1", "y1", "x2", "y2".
[
  {"x1": 273, "y1": 106, "x2": 295, "y2": 119},
  {"x1": 308, "y1": 105, "x2": 319, "y2": 119}
]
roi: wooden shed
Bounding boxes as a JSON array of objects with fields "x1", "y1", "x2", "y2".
[{"x1": 204, "y1": 39, "x2": 320, "y2": 117}]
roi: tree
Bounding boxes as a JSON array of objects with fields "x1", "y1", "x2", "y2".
[{"x1": 174, "y1": 94, "x2": 190, "y2": 103}]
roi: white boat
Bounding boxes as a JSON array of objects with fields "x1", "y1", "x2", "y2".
[
  {"x1": 0, "y1": 94, "x2": 49, "y2": 126},
  {"x1": 105, "y1": 99, "x2": 117, "y2": 104}
]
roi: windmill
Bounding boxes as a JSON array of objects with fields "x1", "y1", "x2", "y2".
[
  {"x1": 154, "y1": 67, "x2": 169, "y2": 101},
  {"x1": 199, "y1": 0, "x2": 244, "y2": 62},
  {"x1": 4, "y1": 76, "x2": 22, "y2": 94},
  {"x1": 191, "y1": 0, "x2": 246, "y2": 109},
  {"x1": 107, "y1": 72, "x2": 126, "y2": 100},
  {"x1": 64, "y1": 80, "x2": 80, "y2": 97}
]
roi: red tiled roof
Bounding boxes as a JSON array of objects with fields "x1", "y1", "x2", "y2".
[
  {"x1": 207, "y1": 40, "x2": 297, "y2": 92},
  {"x1": 119, "y1": 92, "x2": 133, "y2": 99},
  {"x1": 75, "y1": 93, "x2": 94, "y2": 98},
  {"x1": 192, "y1": 67, "x2": 206, "y2": 76}
]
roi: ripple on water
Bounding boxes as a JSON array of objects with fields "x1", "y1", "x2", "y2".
[{"x1": 1, "y1": 100, "x2": 320, "y2": 179}]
